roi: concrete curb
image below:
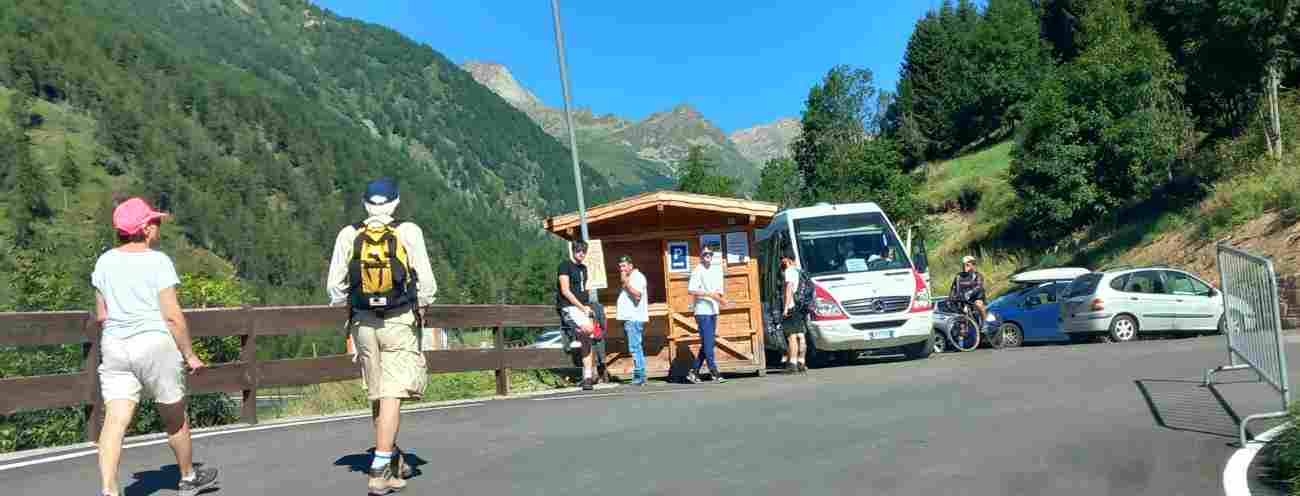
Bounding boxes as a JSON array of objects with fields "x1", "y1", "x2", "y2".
[{"x1": 1224, "y1": 421, "x2": 1292, "y2": 496}]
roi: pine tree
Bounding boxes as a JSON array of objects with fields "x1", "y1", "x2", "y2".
[
  {"x1": 7, "y1": 122, "x2": 51, "y2": 244},
  {"x1": 675, "y1": 145, "x2": 739, "y2": 198},
  {"x1": 59, "y1": 141, "x2": 80, "y2": 190}
]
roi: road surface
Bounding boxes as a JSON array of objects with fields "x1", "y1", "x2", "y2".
[{"x1": 5, "y1": 334, "x2": 1295, "y2": 495}]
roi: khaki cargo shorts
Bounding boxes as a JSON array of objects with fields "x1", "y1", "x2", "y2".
[
  {"x1": 99, "y1": 331, "x2": 186, "y2": 405},
  {"x1": 350, "y1": 307, "x2": 427, "y2": 401}
]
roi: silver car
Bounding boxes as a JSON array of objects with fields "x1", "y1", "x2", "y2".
[{"x1": 1059, "y1": 266, "x2": 1226, "y2": 342}]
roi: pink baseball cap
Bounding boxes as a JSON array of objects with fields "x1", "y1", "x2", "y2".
[{"x1": 112, "y1": 197, "x2": 170, "y2": 236}]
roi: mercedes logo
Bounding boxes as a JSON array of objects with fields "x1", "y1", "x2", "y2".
[{"x1": 871, "y1": 299, "x2": 885, "y2": 313}]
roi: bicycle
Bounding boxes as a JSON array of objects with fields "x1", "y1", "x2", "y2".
[{"x1": 944, "y1": 293, "x2": 984, "y2": 352}]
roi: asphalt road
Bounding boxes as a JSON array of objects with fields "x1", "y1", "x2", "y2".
[{"x1": 6, "y1": 335, "x2": 1297, "y2": 496}]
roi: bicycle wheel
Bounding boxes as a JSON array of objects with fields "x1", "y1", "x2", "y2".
[{"x1": 948, "y1": 315, "x2": 981, "y2": 352}]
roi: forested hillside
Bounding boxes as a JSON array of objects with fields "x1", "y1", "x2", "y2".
[{"x1": 0, "y1": 0, "x2": 616, "y2": 312}]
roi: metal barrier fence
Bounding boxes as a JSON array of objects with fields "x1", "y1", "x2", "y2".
[{"x1": 1204, "y1": 243, "x2": 1291, "y2": 446}]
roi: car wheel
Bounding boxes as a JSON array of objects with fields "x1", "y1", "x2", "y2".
[
  {"x1": 906, "y1": 334, "x2": 934, "y2": 360},
  {"x1": 806, "y1": 335, "x2": 828, "y2": 369},
  {"x1": 998, "y1": 322, "x2": 1024, "y2": 348},
  {"x1": 932, "y1": 332, "x2": 947, "y2": 354},
  {"x1": 1109, "y1": 315, "x2": 1139, "y2": 342}
]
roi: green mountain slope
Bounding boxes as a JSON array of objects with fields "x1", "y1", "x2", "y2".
[{"x1": 0, "y1": 0, "x2": 615, "y2": 309}]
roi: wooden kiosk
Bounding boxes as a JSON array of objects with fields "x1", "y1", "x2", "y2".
[{"x1": 543, "y1": 191, "x2": 779, "y2": 379}]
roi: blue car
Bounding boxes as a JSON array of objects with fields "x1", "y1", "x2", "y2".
[{"x1": 984, "y1": 268, "x2": 1091, "y2": 348}]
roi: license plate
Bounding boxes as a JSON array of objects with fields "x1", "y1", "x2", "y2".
[{"x1": 867, "y1": 330, "x2": 894, "y2": 340}]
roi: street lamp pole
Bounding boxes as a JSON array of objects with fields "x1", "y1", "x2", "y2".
[{"x1": 550, "y1": 0, "x2": 598, "y2": 304}]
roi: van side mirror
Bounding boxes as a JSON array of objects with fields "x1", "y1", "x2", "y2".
[
  {"x1": 1024, "y1": 296, "x2": 1038, "y2": 307},
  {"x1": 910, "y1": 231, "x2": 929, "y2": 274}
]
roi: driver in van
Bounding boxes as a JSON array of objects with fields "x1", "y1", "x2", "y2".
[
  {"x1": 950, "y1": 255, "x2": 988, "y2": 323},
  {"x1": 835, "y1": 239, "x2": 860, "y2": 271}
]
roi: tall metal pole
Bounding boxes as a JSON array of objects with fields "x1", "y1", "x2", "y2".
[{"x1": 550, "y1": 0, "x2": 598, "y2": 304}]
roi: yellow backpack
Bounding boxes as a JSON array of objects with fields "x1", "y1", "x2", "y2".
[{"x1": 347, "y1": 221, "x2": 418, "y2": 311}]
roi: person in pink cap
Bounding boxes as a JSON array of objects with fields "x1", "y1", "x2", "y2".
[{"x1": 92, "y1": 197, "x2": 217, "y2": 496}]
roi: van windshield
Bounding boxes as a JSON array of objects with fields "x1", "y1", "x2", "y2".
[{"x1": 793, "y1": 212, "x2": 911, "y2": 277}]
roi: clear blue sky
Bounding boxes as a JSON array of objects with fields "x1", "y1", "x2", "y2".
[{"x1": 312, "y1": 0, "x2": 947, "y2": 133}]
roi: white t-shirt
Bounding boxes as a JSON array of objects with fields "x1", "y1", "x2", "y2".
[
  {"x1": 92, "y1": 249, "x2": 181, "y2": 339},
  {"x1": 616, "y1": 270, "x2": 649, "y2": 322},
  {"x1": 784, "y1": 266, "x2": 801, "y2": 308},
  {"x1": 689, "y1": 263, "x2": 725, "y2": 315}
]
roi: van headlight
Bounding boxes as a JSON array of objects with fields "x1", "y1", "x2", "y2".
[{"x1": 986, "y1": 312, "x2": 997, "y2": 322}]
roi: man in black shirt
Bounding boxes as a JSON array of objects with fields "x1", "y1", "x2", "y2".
[{"x1": 557, "y1": 241, "x2": 597, "y2": 390}]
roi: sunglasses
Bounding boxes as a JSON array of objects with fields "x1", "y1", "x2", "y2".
[{"x1": 702, "y1": 252, "x2": 714, "y2": 257}]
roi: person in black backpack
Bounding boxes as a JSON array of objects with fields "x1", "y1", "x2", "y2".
[
  {"x1": 781, "y1": 246, "x2": 809, "y2": 374},
  {"x1": 326, "y1": 178, "x2": 437, "y2": 495}
]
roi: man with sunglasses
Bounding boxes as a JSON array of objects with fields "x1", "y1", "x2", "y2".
[
  {"x1": 950, "y1": 255, "x2": 988, "y2": 324},
  {"x1": 686, "y1": 244, "x2": 729, "y2": 384}
]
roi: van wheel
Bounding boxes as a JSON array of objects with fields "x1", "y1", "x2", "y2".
[
  {"x1": 1109, "y1": 315, "x2": 1139, "y2": 342},
  {"x1": 932, "y1": 332, "x2": 947, "y2": 354},
  {"x1": 806, "y1": 336, "x2": 828, "y2": 369},
  {"x1": 905, "y1": 335, "x2": 934, "y2": 359}
]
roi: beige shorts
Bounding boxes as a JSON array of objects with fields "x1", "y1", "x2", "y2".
[
  {"x1": 99, "y1": 331, "x2": 186, "y2": 405},
  {"x1": 351, "y1": 308, "x2": 427, "y2": 401},
  {"x1": 560, "y1": 306, "x2": 594, "y2": 333}
]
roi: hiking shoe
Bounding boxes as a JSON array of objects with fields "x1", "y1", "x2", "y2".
[
  {"x1": 368, "y1": 465, "x2": 406, "y2": 495},
  {"x1": 177, "y1": 467, "x2": 218, "y2": 496},
  {"x1": 391, "y1": 446, "x2": 412, "y2": 479}
]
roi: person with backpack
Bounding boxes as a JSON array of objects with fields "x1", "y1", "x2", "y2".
[
  {"x1": 92, "y1": 197, "x2": 218, "y2": 496},
  {"x1": 782, "y1": 246, "x2": 809, "y2": 374},
  {"x1": 326, "y1": 178, "x2": 437, "y2": 495}
]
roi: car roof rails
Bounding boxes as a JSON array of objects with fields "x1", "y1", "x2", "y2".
[{"x1": 1099, "y1": 263, "x2": 1171, "y2": 272}]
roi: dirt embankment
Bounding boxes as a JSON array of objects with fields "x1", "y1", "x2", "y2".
[{"x1": 1112, "y1": 212, "x2": 1300, "y2": 286}]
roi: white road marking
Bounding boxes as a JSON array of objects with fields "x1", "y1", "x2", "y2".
[{"x1": 0, "y1": 403, "x2": 482, "y2": 472}]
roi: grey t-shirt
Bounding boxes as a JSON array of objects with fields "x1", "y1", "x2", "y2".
[{"x1": 92, "y1": 249, "x2": 180, "y2": 339}]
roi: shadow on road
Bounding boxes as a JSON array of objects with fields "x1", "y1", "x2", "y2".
[
  {"x1": 333, "y1": 448, "x2": 428, "y2": 478},
  {"x1": 1135, "y1": 379, "x2": 1251, "y2": 440},
  {"x1": 126, "y1": 462, "x2": 218, "y2": 496}
]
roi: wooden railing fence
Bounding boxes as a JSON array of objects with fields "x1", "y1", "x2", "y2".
[{"x1": 0, "y1": 305, "x2": 571, "y2": 441}]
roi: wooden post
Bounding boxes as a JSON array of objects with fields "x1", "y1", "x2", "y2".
[
  {"x1": 83, "y1": 310, "x2": 103, "y2": 443},
  {"x1": 494, "y1": 326, "x2": 509, "y2": 396},
  {"x1": 239, "y1": 305, "x2": 259, "y2": 425}
]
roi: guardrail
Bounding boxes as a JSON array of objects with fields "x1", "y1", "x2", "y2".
[
  {"x1": 1205, "y1": 244, "x2": 1291, "y2": 446},
  {"x1": 0, "y1": 305, "x2": 572, "y2": 441}
]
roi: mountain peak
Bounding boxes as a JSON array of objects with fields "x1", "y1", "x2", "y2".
[
  {"x1": 729, "y1": 117, "x2": 803, "y2": 165},
  {"x1": 462, "y1": 60, "x2": 543, "y2": 109}
]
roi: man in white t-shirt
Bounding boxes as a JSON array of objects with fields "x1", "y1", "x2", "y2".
[
  {"x1": 616, "y1": 255, "x2": 649, "y2": 385},
  {"x1": 782, "y1": 246, "x2": 808, "y2": 374},
  {"x1": 687, "y1": 245, "x2": 729, "y2": 384},
  {"x1": 92, "y1": 197, "x2": 217, "y2": 496}
]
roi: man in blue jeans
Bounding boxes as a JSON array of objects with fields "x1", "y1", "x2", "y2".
[
  {"x1": 687, "y1": 245, "x2": 729, "y2": 383},
  {"x1": 616, "y1": 255, "x2": 649, "y2": 385}
]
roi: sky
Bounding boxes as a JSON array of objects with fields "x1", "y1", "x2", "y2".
[{"x1": 312, "y1": 1, "x2": 947, "y2": 133}]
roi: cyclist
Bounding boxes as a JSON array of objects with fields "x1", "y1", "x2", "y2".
[{"x1": 949, "y1": 255, "x2": 988, "y2": 326}]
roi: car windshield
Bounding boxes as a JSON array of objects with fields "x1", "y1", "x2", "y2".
[{"x1": 793, "y1": 212, "x2": 911, "y2": 277}]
